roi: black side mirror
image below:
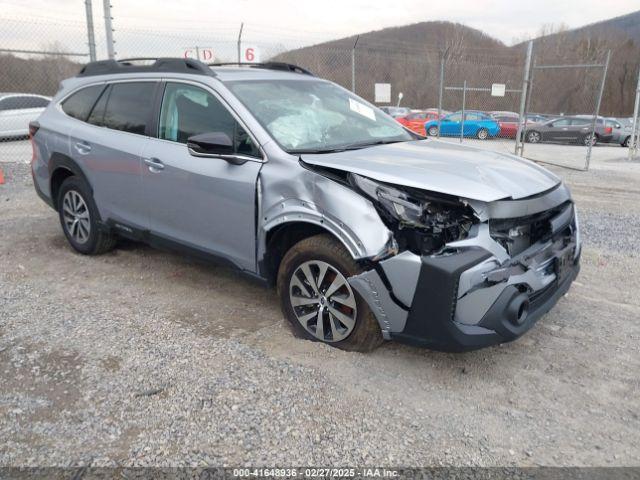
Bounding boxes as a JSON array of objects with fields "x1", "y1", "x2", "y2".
[{"x1": 187, "y1": 132, "x2": 234, "y2": 156}]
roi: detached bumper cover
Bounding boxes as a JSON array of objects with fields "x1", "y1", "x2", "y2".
[
  {"x1": 349, "y1": 198, "x2": 580, "y2": 352},
  {"x1": 389, "y1": 249, "x2": 579, "y2": 351}
]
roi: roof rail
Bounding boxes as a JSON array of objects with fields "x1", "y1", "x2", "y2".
[
  {"x1": 208, "y1": 62, "x2": 314, "y2": 76},
  {"x1": 77, "y1": 57, "x2": 215, "y2": 77}
]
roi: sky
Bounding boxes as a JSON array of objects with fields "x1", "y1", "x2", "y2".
[{"x1": 1, "y1": 0, "x2": 638, "y2": 58}]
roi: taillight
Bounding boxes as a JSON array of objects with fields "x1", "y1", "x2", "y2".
[
  {"x1": 605, "y1": 127, "x2": 612, "y2": 134},
  {"x1": 29, "y1": 121, "x2": 39, "y2": 165}
]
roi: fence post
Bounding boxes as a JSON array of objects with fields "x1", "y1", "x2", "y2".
[
  {"x1": 103, "y1": 0, "x2": 115, "y2": 59},
  {"x1": 84, "y1": 0, "x2": 96, "y2": 61},
  {"x1": 585, "y1": 50, "x2": 610, "y2": 171},
  {"x1": 237, "y1": 23, "x2": 244, "y2": 63},
  {"x1": 351, "y1": 35, "x2": 359, "y2": 93},
  {"x1": 629, "y1": 67, "x2": 640, "y2": 161},
  {"x1": 437, "y1": 51, "x2": 445, "y2": 139},
  {"x1": 460, "y1": 80, "x2": 467, "y2": 143},
  {"x1": 515, "y1": 41, "x2": 533, "y2": 156}
]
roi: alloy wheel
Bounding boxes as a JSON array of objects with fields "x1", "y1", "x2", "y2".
[
  {"x1": 528, "y1": 131, "x2": 541, "y2": 143},
  {"x1": 62, "y1": 190, "x2": 91, "y2": 244},
  {"x1": 289, "y1": 260, "x2": 357, "y2": 343}
]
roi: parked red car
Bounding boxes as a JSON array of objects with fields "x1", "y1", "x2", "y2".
[
  {"x1": 397, "y1": 109, "x2": 444, "y2": 136},
  {"x1": 489, "y1": 111, "x2": 520, "y2": 139}
]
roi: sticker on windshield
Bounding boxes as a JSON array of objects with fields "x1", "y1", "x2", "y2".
[{"x1": 349, "y1": 98, "x2": 376, "y2": 121}]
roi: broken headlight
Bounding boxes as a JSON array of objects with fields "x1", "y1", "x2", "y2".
[{"x1": 351, "y1": 174, "x2": 476, "y2": 255}]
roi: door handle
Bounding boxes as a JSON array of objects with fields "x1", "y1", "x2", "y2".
[
  {"x1": 144, "y1": 157, "x2": 164, "y2": 172},
  {"x1": 74, "y1": 141, "x2": 91, "y2": 154}
]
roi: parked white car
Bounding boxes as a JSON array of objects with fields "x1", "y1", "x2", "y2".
[{"x1": 0, "y1": 93, "x2": 51, "y2": 139}]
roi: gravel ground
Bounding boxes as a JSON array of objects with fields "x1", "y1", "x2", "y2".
[{"x1": 1, "y1": 154, "x2": 639, "y2": 468}]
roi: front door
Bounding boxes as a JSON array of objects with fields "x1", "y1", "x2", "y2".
[
  {"x1": 141, "y1": 81, "x2": 262, "y2": 272},
  {"x1": 441, "y1": 113, "x2": 462, "y2": 136}
]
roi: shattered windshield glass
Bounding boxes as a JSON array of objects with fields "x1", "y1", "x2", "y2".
[{"x1": 226, "y1": 79, "x2": 413, "y2": 153}]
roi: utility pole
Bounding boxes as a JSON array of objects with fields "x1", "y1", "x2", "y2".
[
  {"x1": 237, "y1": 23, "x2": 244, "y2": 63},
  {"x1": 103, "y1": 0, "x2": 115, "y2": 59},
  {"x1": 515, "y1": 41, "x2": 533, "y2": 157},
  {"x1": 629, "y1": 68, "x2": 640, "y2": 161},
  {"x1": 84, "y1": 0, "x2": 96, "y2": 61},
  {"x1": 351, "y1": 35, "x2": 359, "y2": 93},
  {"x1": 585, "y1": 49, "x2": 610, "y2": 171},
  {"x1": 437, "y1": 48, "x2": 447, "y2": 139}
]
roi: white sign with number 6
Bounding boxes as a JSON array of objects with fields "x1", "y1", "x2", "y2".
[{"x1": 244, "y1": 46, "x2": 260, "y2": 63}]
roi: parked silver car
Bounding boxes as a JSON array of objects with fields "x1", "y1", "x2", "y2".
[
  {"x1": 30, "y1": 58, "x2": 580, "y2": 352},
  {"x1": 0, "y1": 92, "x2": 50, "y2": 139}
]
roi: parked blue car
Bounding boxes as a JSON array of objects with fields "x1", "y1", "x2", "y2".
[{"x1": 425, "y1": 111, "x2": 500, "y2": 140}]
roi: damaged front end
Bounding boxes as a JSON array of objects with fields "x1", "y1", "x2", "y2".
[{"x1": 347, "y1": 177, "x2": 581, "y2": 351}]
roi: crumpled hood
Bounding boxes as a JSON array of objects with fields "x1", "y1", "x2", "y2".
[{"x1": 301, "y1": 139, "x2": 560, "y2": 202}]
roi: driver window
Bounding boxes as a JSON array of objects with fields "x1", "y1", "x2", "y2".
[
  {"x1": 158, "y1": 82, "x2": 260, "y2": 157},
  {"x1": 447, "y1": 113, "x2": 462, "y2": 122}
]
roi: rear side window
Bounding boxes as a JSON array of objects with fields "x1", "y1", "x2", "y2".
[
  {"x1": 61, "y1": 85, "x2": 104, "y2": 121},
  {"x1": 570, "y1": 119, "x2": 589, "y2": 126},
  {"x1": 102, "y1": 82, "x2": 155, "y2": 135},
  {"x1": 23, "y1": 96, "x2": 49, "y2": 108},
  {"x1": 0, "y1": 96, "x2": 49, "y2": 110},
  {"x1": 87, "y1": 85, "x2": 111, "y2": 127}
]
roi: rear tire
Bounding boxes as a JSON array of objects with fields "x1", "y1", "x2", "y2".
[
  {"x1": 476, "y1": 128, "x2": 489, "y2": 140},
  {"x1": 526, "y1": 130, "x2": 541, "y2": 143},
  {"x1": 583, "y1": 133, "x2": 598, "y2": 146},
  {"x1": 57, "y1": 176, "x2": 117, "y2": 255},
  {"x1": 277, "y1": 234, "x2": 383, "y2": 352},
  {"x1": 427, "y1": 126, "x2": 439, "y2": 137}
]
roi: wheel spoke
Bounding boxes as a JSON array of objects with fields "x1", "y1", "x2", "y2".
[
  {"x1": 300, "y1": 263, "x2": 320, "y2": 295},
  {"x1": 290, "y1": 295, "x2": 318, "y2": 307},
  {"x1": 297, "y1": 310, "x2": 318, "y2": 324},
  {"x1": 316, "y1": 262, "x2": 329, "y2": 292},
  {"x1": 327, "y1": 305, "x2": 355, "y2": 330},
  {"x1": 315, "y1": 309, "x2": 325, "y2": 340},
  {"x1": 328, "y1": 312, "x2": 340, "y2": 340},
  {"x1": 324, "y1": 275, "x2": 346, "y2": 298},
  {"x1": 331, "y1": 293, "x2": 356, "y2": 309},
  {"x1": 290, "y1": 275, "x2": 314, "y2": 298}
]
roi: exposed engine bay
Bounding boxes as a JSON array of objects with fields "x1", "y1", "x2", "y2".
[{"x1": 349, "y1": 173, "x2": 476, "y2": 255}]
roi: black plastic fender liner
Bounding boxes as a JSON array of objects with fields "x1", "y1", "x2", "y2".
[{"x1": 400, "y1": 249, "x2": 492, "y2": 343}]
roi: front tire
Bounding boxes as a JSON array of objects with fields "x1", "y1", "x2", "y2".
[
  {"x1": 476, "y1": 128, "x2": 489, "y2": 140},
  {"x1": 57, "y1": 176, "x2": 117, "y2": 255},
  {"x1": 427, "y1": 126, "x2": 439, "y2": 137},
  {"x1": 277, "y1": 234, "x2": 383, "y2": 352},
  {"x1": 622, "y1": 136, "x2": 630, "y2": 147}
]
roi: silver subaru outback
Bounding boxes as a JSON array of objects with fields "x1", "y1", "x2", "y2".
[{"x1": 30, "y1": 58, "x2": 580, "y2": 352}]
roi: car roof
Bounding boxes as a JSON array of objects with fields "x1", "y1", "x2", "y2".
[
  {"x1": 209, "y1": 66, "x2": 319, "y2": 82},
  {"x1": 0, "y1": 92, "x2": 50, "y2": 99}
]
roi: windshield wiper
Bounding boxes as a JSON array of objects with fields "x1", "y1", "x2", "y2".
[{"x1": 291, "y1": 139, "x2": 407, "y2": 155}]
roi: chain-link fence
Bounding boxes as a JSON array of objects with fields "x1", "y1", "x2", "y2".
[{"x1": 1, "y1": 5, "x2": 638, "y2": 170}]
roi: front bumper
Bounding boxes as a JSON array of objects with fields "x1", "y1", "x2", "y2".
[
  {"x1": 388, "y1": 246, "x2": 579, "y2": 352},
  {"x1": 349, "y1": 194, "x2": 581, "y2": 352}
]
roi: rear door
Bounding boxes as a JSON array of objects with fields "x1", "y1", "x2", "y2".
[
  {"x1": 66, "y1": 81, "x2": 159, "y2": 229},
  {"x1": 140, "y1": 81, "x2": 262, "y2": 271}
]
